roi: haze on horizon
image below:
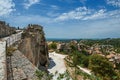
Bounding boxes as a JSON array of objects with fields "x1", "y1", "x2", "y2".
[{"x1": 0, "y1": 0, "x2": 120, "y2": 39}]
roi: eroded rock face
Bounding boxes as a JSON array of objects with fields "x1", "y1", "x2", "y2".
[{"x1": 18, "y1": 24, "x2": 49, "y2": 71}]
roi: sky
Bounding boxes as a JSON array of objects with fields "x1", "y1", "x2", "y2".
[{"x1": 0, "y1": 0, "x2": 120, "y2": 39}]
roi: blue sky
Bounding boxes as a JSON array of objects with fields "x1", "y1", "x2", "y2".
[{"x1": 0, "y1": 0, "x2": 120, "y2": 38}]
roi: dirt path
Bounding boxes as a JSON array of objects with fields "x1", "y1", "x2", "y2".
[
  {"x1": 48, "y1": 52, "x2": 67, "y2": 74},
  {"x1": 48, "y1": 52, "x2": 72, "y2": 80}
]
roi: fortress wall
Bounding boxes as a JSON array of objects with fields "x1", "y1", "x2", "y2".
[{"x1": 0, "y1": 31, "x2": 23, "y2": 80}]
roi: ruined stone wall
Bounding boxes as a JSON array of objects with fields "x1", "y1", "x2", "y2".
[
  {"x1": 0, "y1": 31, "x2": 23, "y2": 80},
  {"x1": 0, "y1": 21, "x2": 16, "y2": 38},
  {"x1": 0, "y1": 41, "x2": 7, "y2": 80},
  {"x1": 3, "y1": 31, "x2": 23, "y2": 47}
]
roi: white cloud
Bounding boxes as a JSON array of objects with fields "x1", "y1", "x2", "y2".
[
  {"x1": 23, "y1": 0, "x2": 40, "y2": 9},
  {"x1": 55, "y1": 6, "x2": 120, "y2": 21},
  {"x1": 83, "y1": 9, "x2": 106, "y2": 20},
  {"x1": 107, "y1": 0, "x2": 120, "y2": 7},
  {"x1": 46, "y1": 11, "x2": 60, "y2": 17},
  {"x1": 0, "y1": 0, "x2": 15, "y2": 16},
  {"x1": 55, "y1": 7, "x2": 91, "y2": 21},
  {"x1": 50, "y1": 5, "x2": 59, "y2": 10}
]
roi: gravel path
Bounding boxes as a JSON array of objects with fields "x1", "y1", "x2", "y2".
[
  {"x1": 48, "y1": 52, "x2": 67, "y2": 74},
  {"x1": 77, "y1": 66, "x2": 91, "y2": 75},
  {"x1": 48, "y1": 52, "x2": 71, "y2": 80}
]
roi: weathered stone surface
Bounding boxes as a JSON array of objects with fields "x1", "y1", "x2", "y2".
[
  {"x1": 11, "y1": 50, "x2": 38, "y2": 80},
  {"x1": 18, "y1": 24, "x2": 49, "y2": 71},
  {"x1": 0, "y1": 41, "x2": 7, "y2": 80},
  {"x1": 0, "y1": 21, "x2": 16, "y2": 38}
]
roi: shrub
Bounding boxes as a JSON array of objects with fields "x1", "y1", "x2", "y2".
[
  {"x1": 48, "y1": 42, "x2": 57, "y2": 50},
  {"x1": 6, "y1": 46, "x2": 16, "y2": 56}
]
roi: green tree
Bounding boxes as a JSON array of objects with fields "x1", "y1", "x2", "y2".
[
  {"x1": 35, "y1": 70, "x2": 45, "y2": 80},
  {"x1": 89, "y1": 54, "x2": 118, "y2": 80},
  {"x1": 77, "y1": 53, "x2": 89, "y2": 67},
  {"x1": 70, "y1": 45, "x2": 77, "y2": 51},
  {"x1": 49, "y1": 42, "x2": 57, "y2": 50},
  {"x1": 35, "y1": 70, "x2": 53, "y2": 80},
  {"x1": 72, "y1": 51, "x2": 79, "y2": 79}
]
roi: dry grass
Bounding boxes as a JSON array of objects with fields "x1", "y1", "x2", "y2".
[{"x1": 6, "y1": 46, "x2": 16, "y2": 56}]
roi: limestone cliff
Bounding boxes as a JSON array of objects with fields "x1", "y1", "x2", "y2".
[{"x1": 18, "y1": 24, "x2": 49, "y2": 71}]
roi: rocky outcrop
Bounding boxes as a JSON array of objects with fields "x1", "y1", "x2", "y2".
[
  {"x1": 0, "y1": 21, "x2": 16, "y2": 38},
  {"x1": 18, "y1": 24, "x2": 49, "y2": 71}
]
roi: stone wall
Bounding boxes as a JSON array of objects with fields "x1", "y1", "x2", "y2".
[
  {"x1": 0, "y1": 31, "x2": 23, "y2": 80},
  {"x1": 0, "y1": 21, "x2": 16, "y2": 38},
  {"x1": 3, "y1": 31, "x2": 23, "y2": 47},
  {"x1": 0, "y1": 41, "x2": 7, "y2": 80}
]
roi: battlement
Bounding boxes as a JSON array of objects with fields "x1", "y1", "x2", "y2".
[{"x1": 0, "y1": 21, "x2": 5, "y2": 25}]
